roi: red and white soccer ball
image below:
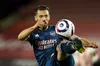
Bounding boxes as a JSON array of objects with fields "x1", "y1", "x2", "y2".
[{"x1": 55, "y1": 19, "x2": 75, "y2": 38}]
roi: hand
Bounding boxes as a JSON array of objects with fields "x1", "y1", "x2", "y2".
[{"x1": 35, "y1": 20, "x2": 45, "y2": 28}]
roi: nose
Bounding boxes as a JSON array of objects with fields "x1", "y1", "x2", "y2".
[
  {"x1": 42, "y1": 20, "x2": 46, "y2": 24},
  {"x1": 42, "y1": 16, "x2": 46, "y2": 21},
  {"x1": 42, "y1": 17, "x2": 46, "y2": 23}
]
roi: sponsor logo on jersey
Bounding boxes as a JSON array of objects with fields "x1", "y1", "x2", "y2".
[{"x1": 35, "y1": 39, "x2": 57, "y2": 50}]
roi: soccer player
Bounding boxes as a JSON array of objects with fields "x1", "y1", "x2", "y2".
[{"x1": 18, "y1": 5, "x2": 98, "y2": 66}]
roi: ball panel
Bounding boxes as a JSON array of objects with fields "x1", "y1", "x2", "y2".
[{"x1": 55, "y1": 19, "x2": 75, "y2": 38}]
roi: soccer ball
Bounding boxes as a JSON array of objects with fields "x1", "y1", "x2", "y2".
[{"x1": 55, "y1": 19, "x2": 75, "y2": 39}]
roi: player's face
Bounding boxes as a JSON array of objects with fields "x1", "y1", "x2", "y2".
[{"x1": 35, "y1": 10, "x2": 50, "y2": 29}]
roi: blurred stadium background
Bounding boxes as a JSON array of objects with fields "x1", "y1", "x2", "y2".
[{"x1": 0, "y1": 0, "x2": 100, "y2": 66}]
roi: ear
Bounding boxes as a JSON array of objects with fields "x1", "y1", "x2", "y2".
[
  {"x1": 49, "y1": 15, "x2": 50, "y2": 20},
  {"x1": 48, "y1": 15, "x2": 50, "y2": 21},
  {"x1": 35, "y1": 16, "x2": 37, "y2": 21}
]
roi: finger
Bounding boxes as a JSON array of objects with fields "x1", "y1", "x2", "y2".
[
  {"x1": 86, "y1": 42, "x2": 98, "y2": 48},
  {"x1": 93, "y1": 42, "x2": 98, "y2": 48},
  {"x1": 91, "y1": 43, "x2": 98, "y2": 48},
  {"x1": 37, "y1": 21, "x2": 45, "y2": 27}
]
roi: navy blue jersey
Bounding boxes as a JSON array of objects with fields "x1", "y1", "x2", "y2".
[{"x1": 28, "y1": 25, "x2": 61, "y2": 66}]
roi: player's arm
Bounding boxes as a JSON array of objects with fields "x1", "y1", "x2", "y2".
[
  {"x1": 71, "y1": 34, "x2": 98, "y2": 48},
  {"x1": 18, "y1": 20, "x2": 46, "y2": 41},
  {"x1": 18, "y1": 19, "x2": 46, "y2": 41},
  {"x1": 18, "y1": 25, "x2": 38, "y2": 41}
]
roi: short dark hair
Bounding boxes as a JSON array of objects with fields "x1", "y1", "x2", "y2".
[{"x1": 34, "y1": 5, "x2": 49, "y2": 16}]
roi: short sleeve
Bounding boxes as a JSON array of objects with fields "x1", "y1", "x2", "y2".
[{"x1": 27, "y1": 32, "x2": 35, "y2": 46}]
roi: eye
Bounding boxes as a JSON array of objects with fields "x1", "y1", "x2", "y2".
[
  {"x1": 45, "y1": 15, "x2": 48, "y2": 17},
  {"x1": 39, "y1": 15, "x2": 43, "y2": 18}
]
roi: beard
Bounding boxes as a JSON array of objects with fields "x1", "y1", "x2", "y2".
[
  {"x1": 38, "y1": 24, "x2": 48, "y2": 31},
  {"x1": 42, "y1": 21, "x2": 48, "y2": 30}
]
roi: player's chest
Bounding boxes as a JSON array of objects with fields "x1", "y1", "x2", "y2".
[{"x1": 34, "y1": 30, "x2": 58, "y2": 40}]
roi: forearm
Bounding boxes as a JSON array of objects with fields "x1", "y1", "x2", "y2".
[{"x1": 18, "y1": 25, "x2": 37, "y2": 40}]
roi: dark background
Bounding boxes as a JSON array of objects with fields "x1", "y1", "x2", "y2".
[{"x1": 0, "y1": 0, "x2": 100, "y2": 39}]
